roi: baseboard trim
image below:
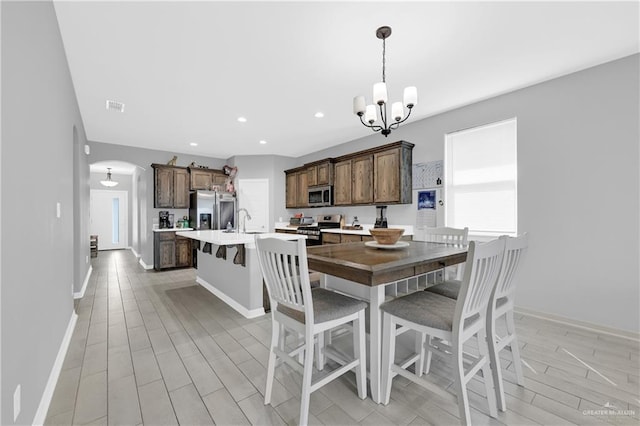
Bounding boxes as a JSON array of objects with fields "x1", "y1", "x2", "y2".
[
  {"x1": 139, "y1": 258, "x2": 153, "y2": 270},
  {"x1": 515, "y1": 306, "x2": 640, "y2": 342},
  {"x1": 130, "y1": 247, "x2": 140, "y2": 258},
  {"x1": 73, "y1": 265, "x2": 92, "y2": 299},
  {"x1": 33, "y1": 310, "x2": 78, "y2": 426},
  {"x1": 196, "y1": 276, "x2": 265, "y2": 319}
]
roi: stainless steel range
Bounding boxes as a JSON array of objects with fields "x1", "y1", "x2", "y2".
[{"x1": 296, "y1": 214, "x2": 342, "y2": 246}]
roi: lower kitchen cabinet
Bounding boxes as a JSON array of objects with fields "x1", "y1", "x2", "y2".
[
  {"x1": 322, "y1": 232, "x2": 408, "y2": 244},
  {"x1": 154, "y1": 231, "x2": 192, "y2": 270}
]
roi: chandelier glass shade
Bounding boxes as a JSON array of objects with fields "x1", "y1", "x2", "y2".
[
  {"x1": 100, "y1": 168, "x2": 118, "y2": 187},
  {"x1": 353, "y1": 26, "x2": 417, "y2": 137}
]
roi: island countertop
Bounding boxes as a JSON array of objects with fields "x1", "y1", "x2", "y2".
[{"x1": 175, "y1": 230, "x2": 305, "y2": 248}]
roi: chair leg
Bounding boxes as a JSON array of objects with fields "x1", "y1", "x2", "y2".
[
  {"x1": 316, "y1": 331, "x2": 325, "y2": 371},
  {"x1": 424, "y1": 335, "x2": 433, "y2": 375},
  {"x1": 381, "y1": 313, "x2": 396, "y2": 405},
  {"x1": 415, "y1": 331, "x2": 426, "y2": 377},
  {"x1": 477, "y1": 328, "x2": 498, "y2": 418},
  {"x1": 487, "y1": 312, "x2": 506, "y2": 412},
  {"x1": 506, "y1": 310, "x2": 525, "y2": 386},
  {"x1": 451, "y1": 340, "x2": 471, "y2": 425},
  {"x1": 353, "y1": 311, "x2": 367, "y2": 399},
  {"x1": 265, "y1": 320, "x2": 280, "y2": 405},
  {"x1": 299, "y1": 330, "x2": 315, "y2": 426}
]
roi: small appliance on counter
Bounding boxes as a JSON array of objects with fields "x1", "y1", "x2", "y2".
[
  {"x1": 159, "y1": 211, "x2": 170, "y2": 229},
  {"x1": 374, "y1": 205, "x2": 388, "y2": 228}
]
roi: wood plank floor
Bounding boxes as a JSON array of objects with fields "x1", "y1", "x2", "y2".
[{"x1": 45, "y1": 249, "x2": 639, "y2": 425}]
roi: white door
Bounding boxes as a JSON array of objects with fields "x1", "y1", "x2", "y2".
[
  {"x1": 237, "y1": 179, "x2": 269, "y2": 232},
  {"x1": 90, "y1": 189, "x2": 128, "y2": 250}
]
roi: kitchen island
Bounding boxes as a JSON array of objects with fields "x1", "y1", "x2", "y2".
[{"x1": 175, "y1": 230, "x2": 305, "y2": 318}]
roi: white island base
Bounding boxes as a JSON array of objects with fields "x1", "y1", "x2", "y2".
[{"x1": 176, "y1": 230, "x2": 305, "y2": 319}]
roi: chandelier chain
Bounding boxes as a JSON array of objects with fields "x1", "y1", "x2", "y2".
[{"x1": 382, "y1": 37, "x2": 386, "y2": 83}]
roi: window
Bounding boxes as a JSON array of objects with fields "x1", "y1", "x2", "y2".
[{"x1": 444, "y1": 118, "x2": 517, "y2": 237}]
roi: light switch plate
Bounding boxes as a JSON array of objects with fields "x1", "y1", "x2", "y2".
[{"x1": 56, "y1": 202, "x2": 61, "y2": 218}]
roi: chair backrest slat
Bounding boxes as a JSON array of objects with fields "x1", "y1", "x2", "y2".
[
  {"x1": 256, "y1": 237, "x2": 314, "y2": 323},
  {"x1": 455, "y1": 238, "x2": 505, "y2": 329},
  {"x1": 494, "y1": 233, "x2": 529, "y2": 302},
  {"x1": 414, "y1": 226, "x2": 469, "y2": 245}
]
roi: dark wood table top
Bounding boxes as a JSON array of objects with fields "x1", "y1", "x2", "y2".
[{"x1": 307, "y1": 241, "x2": 467, "y2": 286}]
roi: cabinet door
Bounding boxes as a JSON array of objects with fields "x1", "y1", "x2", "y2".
[
  {"x1": 322, "y1": 233, "x2": 341, "y2": 244},
  {"x1": 297, "y1": 171, "x2": 308, "y2": 207},
  {"x1": 158, "y1": 239, "x2": 176, "y2": 269},
  {"x1": 212, "y1": 172, "x2": 227, "y2": 189},
  {"x1": 285, "y1": 172, "x2": 298, "y2": 208},
  {"x1": 374, "y1": 147, "x2": 401, "y2": 203},
  {"x1": 352, "y1": 154, "x2": 373, "y2": 204},
  {"x1": 317, "y1": 162, "x2": 332, "y2": 186},
  {"x1": 190, "y1": 169, "x2": 213, "y2": 190},
  {"x1": 155, "y1": 167, "x2": 174, "y2": 208},
  {"x1": 175, "y1": 237, "x2": 192, "y2": 267},
  {"x1": 307, "y1": 166, "x2": 318, "y2": 187},
  {"x1": 173, "y1": 168, "x2": 190, "y2": 208},
  {"x1": 341, "y1": 234, "x2": 363, "y2": 243},
  {"x1": 333, "y1": 160, "x2": 352, "y2": 205}
]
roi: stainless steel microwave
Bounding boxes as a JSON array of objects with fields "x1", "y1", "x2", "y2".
[{"x1": 308, "y1": 186, "x2": 333, "y2": 207}]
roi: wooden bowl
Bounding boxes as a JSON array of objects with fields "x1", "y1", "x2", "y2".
[{"x1": 369, "y1": 228, "x2": 405, "y2": 245}]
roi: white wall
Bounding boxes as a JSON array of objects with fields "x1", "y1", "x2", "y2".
[
  {"x1": 1, "y1": 1, "x2": 89, "y2": 423},
  {"x1": 295, "y1": 54, "x2": 640, "y2": 334}
]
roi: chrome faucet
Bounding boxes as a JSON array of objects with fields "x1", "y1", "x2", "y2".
[{"x1": 238, "y1": 208, "x2": 252, "y2": 233}]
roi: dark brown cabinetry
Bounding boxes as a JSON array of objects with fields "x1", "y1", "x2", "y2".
[
  {"x1": 284, "y1": 167, "x2": 308, "y2": 209},
  {"x1": 286, "y1": 141, "x2": 413, "y2": 209},
  {"x1": 333, "y1": 154, "x2": 373, "y2": 205},
  {"x1": 152, "y1": 164, "x2": 190, "y2": 208},
  {"x1": 188, "y1": 167, "x2": 227, "y2": 191},
  {"x1": 333, "y1": 160, "x2": 352, "y2": 206},
  {"x1": 306, "y1": 159, "x2": 334, "y2": 187},
  {"x1": 333, "y1": 141, "x2": 413, "y2": 206},
  {"x1": 373, "y1": 146, "x2": 413, "y2": 204},
  {"x1": 154, "y1": 231, "x2": 192, "y2": 270}
]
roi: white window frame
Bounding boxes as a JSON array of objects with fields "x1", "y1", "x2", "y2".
[{"x1": 444, "y1": 118, "x2": 518, "y2": 238}]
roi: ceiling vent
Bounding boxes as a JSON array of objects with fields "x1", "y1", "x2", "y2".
[{"x1": 105, "y1": 100, "x2": 125, "y2": 113}]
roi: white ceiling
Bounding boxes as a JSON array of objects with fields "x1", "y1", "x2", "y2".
[{"x1": 54, "y1": 1, "x2": 639, "y2": 159}]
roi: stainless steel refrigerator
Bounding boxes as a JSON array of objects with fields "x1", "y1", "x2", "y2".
[{"x1": 189, "y1": 190, "x2": 237, "y2": 230}]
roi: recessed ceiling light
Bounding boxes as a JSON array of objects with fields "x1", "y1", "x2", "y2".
[
  {"x1": 189, "y1": 142, "x2": 198, "y2": 147},
  {"x1": 314, "y1": 112, "x2": 324, "y2": 118},
  {"x1": 259, "y1": 140, "x2": 267, "y2": 145},
  {"x1": 237, "y1": 117, "x2": 247, "y2": 123}
]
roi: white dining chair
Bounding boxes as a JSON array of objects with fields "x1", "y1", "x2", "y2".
[
  {"x1": 380, "y1": 239, "x2": 505, "y2": 425},
  {"x1": 487, "y1": 233, "x2": 529, "y2": 411},
  {"x1": 413, "y1": 226, "x2": 469, "y2": 282},
  {"x1": 255, "y1": 237, "x2": 367, "y2": 426},
  {"x1": 413, "y1": 226, "x2": 468, "y2": 375}
]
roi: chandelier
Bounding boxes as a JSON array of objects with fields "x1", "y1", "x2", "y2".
[
  {"x1": 353, "y1": 26, "x2": 417, "y2": 137},
  {"x1": 100, "y1": 168, "x2": 118, "y2": 187}
]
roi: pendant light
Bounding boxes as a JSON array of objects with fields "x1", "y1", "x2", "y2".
[
  {"x1": 353, "y1": 26, "x2": 417, "y2": 137},
  {"x1": 100, "y1": 167, "x2": 118, "y2": 187}
]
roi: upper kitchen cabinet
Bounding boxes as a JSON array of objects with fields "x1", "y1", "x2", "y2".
[
  {"x1": 334, "y1": 141, "x2": 414, "y2": 206},
  {"x1": 285, "y1": 166, "x2": 308, "y2": 208},
  {"x1": 152, "y1": 164, "x2": 190, "y2": 208},
  {"x1": 333, "y1": 160, "x2": 352, "y2": 206},
  {"x1": 351, "y1": 154, "x2": 374, "y2": 204},
  {"x1": 188, "y1": 167, "x2": 227, "y2": 191},
  {"x1": 373, "y1": 144, "x2": 413, "y2": 204},
  {"x1": 306, "y1": 159, "x2": 334, "y2": 187}
]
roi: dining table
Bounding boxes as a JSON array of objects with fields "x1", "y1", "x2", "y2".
[{"x1": 306, "y1": 240, "x2": 468, "y2": 403}]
